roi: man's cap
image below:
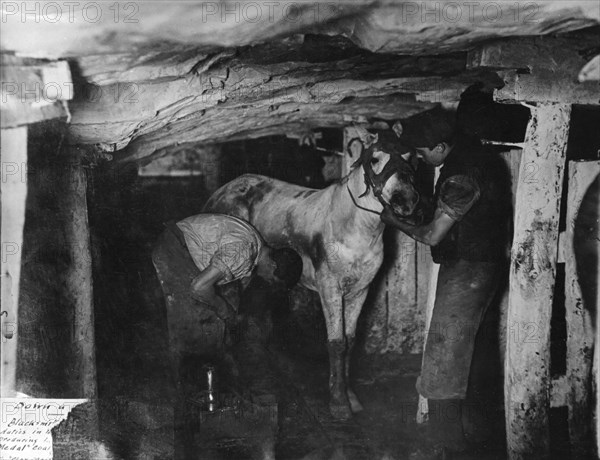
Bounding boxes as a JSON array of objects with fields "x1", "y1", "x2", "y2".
[
  {"x1": 398, "y1": 107, "x2": 455, "y2": 149},
  {"x1": 369, "y1": 130, "x2": 413, "y2": 156}
]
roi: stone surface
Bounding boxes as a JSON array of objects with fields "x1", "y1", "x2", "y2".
[
  {"x1": 2, "y1": 2, "x2": 597, "y2": 58},
  {"x1": 3, "y1": 2, "x2": 598, "y2": 161}
]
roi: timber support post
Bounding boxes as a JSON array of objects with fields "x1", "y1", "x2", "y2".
[
  {"x1": 1, "y1": 54, "x2": 72, "y2": 397},
  {"x1": 62, "y1": 146, "x2": 98, "y2": 400},
  {"x1": 505, "y1": 103, "x2": 571, "y2": 459},
  {"x1": 564, "y1": 160, "x2": 600, "y2": 456},
  {"x1": 0, "y1": 127, "x2": 28, "y2": 397}
]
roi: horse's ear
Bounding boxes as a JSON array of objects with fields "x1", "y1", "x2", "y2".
[
  {"x1": 365, "y1": 133, "x2": 378, "y2": 148},
  {"x1": 401, "y1": 151, "x2": 419, "y2": 170},
  {"x1": 392, "y1": 121, "x2": 403, "y2": 138},
  {"x1": 346, "y1": 137, "x2": 364, "y2": 159}
]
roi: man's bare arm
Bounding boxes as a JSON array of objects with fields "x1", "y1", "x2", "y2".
[
  {"x1": 381, "y1": 207, "x2": 456, "y2": 246},
  {"x1": 190, "y1": 264, "x2": 236, "y2": 321}
]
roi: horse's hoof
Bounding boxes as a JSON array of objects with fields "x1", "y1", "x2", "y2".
[
  {"x1": 329, "y1": 402, "x2": 352, "y2": 420},
  {"x1": 347, "y1": 390, "x2": 364, "y2": 413}
]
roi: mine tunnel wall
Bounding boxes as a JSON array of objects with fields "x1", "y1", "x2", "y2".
[
  {"x1": 18, "y1": 104, "x2": 600, "y2": 399},
  {"x1": 15, "y1": 128, "x2": 435, "y2": 399},
  {"x1": 10, "y1": 127, "x2": 481, "y2": 399}
]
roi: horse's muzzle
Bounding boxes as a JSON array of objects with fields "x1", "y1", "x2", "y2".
[{"x1": 390, "y1": 190, "x2": 419, "y2": 217}]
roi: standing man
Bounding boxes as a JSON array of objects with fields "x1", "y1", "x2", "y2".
[
  {"x1": 382, "y1": 105, "x2": 511, "y2": 454},
  {"x1": 152, "y1": 213, "x2": 303, "y2": 383}
]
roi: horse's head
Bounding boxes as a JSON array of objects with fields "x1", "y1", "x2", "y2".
[{"x1": 350, "y1": 132, "x2": 420, "y2": 217}]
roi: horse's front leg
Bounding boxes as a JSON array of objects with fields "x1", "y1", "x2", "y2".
[
  {"x1": 344, "y1": 289, "x2": 369, "y2": 413},
  {"x1": 318, "y1": 277, "x2": 351, "y2": 420}
]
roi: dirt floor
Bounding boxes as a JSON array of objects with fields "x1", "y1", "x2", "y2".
[
  {"x1": 86, "y1": 320, "x2": 508, "y2": 460},
  {"x1": 192, "y1": 336, "x2": 507, "y2": 460},
  {"x1": 77, "y1": 161, "x2": 508, "y2": 460}
]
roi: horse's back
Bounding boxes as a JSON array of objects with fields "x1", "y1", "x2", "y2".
[{"x1": 203, "y1": 174, "x2": 318, "y2": 235}]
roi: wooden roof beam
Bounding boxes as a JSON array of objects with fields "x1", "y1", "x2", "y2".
[
  {"x1": 111, "y1": 95, "x2": 437, "y2": 164},
  {"x1": 65, "y1": 47, "x2": 501, "y2": 160},
  {"x1": 468, "y1": 36, "x2": 600, "y2": 104},
  {"x1": 494, "y1": 69, "x2": 599, "y2": 105}
]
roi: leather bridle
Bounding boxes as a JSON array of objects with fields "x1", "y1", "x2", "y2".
[{"x1": 346, "y1": 137, "x2": 418, "y2": 217}]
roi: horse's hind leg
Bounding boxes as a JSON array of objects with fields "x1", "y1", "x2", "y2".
[
  {"x1": 344, "y1": 289, "x2": 368, "y2": 413},
  {"x1": 318, "y1": 278, "x2": 352, "y2": 420}
]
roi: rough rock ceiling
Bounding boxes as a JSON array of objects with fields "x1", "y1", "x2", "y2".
[
  {"x1": 69, "y1": 38, "x2": 505, "y2": 163},
  {"x1": 4, "y1": 1, "x2": 598, "y2": 57},
  {"x1": 2, "y1": 1, "x2": 598, "y2": 163}
]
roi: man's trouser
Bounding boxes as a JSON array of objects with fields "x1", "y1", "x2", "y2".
[
  {"x1": 152, "y1": 223, "x2": 226, "y2": 377},
  {"x1": 416, "y1": 259, "x2": 502, "y2": 400},
  {"x1": 154, "y1": 224, "x2": 248, "y2": 459}
]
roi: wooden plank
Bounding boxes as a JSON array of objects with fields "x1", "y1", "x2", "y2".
[
  {"x1": 505, "y1": 103, "x2": 571, "y2": 460},
  {"x1": 416, "y1": 260, "x2": 439, "y2": 424},
  {"x1": 470, "y1": 36, "x2": 600, "y2": 105},
  {"x1": 385, "y1": 232, "x2": 417, "y2": 353},
  {"x1": 61, "y1": 148, "x2": 97, "y2": 399},
  {"x1": 415, "y1": 241, "x2": 432, "y2": 348},
  {"x1": 0, "y1": 57, "x2": 72, "y2": 101},
  {"x1": 495, "y1": 70, "x2": 599, "y2": 105},
  {"x1": 564, "y1": 160, "x2": 600, "y2": 455},
  {"x1": 467, "y1": 36, "x2": 599, "y2": 73},
  {"x1": 0, "y1": 126, "x2": 28, "y2": 397},
  {"x1": 0, "y1": 57, "x2": 72, "y2": 128},
  {"x1": 1, "y1": 99, "x2": 69, "y2": 129},
  {"x1": 416, "y1": 165, "x2": 440, "y2": 424}
]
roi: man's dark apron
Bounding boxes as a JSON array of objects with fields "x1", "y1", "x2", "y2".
[
  {"x1": 417, "y1": 138, "x2": 510, "y2": 400},
  {"x1": 417, "y1": 259, "x2": 501, "y2": 399}
]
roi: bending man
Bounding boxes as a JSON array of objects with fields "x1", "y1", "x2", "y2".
[{"x1": 152, "y1": 213, "x2": 303, "y2": 382}]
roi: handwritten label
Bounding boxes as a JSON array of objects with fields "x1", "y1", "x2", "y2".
[{"x1": 0, "y1": 398, "x2": 86, "y2": 460}]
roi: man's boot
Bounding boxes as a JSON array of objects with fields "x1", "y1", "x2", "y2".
[
  {"x1": 461, "y1": 398, "x2": 496, "y2": 447},
  {"x1": 427, "y1": 399, "x2": 468, "y2": 453}
]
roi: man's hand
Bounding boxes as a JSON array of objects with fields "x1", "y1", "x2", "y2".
[
  {"x1": 382, "y1": 205, "x2": 457, "y2": 247},
  {"x1": 191, "y1": 287, "x2": 236, "y2": 323},
  {"x1": 190, "y1": 266, "x2": 237, "y2": 323},
  {"x1": 381, "y1": 206, "x2": 420, "y2": 230}
]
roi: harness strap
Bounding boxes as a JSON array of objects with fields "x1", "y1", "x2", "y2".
[
  {"x1": 351, "y1": 146, "x2": 417, "y2": 216},
  {"x1": 346, "y1": 185, "x2": 382, "y2": 216},
  {"x1": 358, "y1": 164, "x2": 395, "y2": 212}
]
